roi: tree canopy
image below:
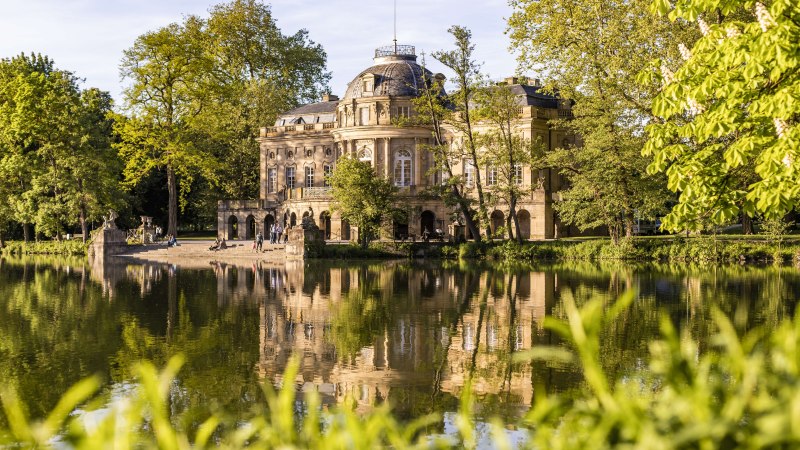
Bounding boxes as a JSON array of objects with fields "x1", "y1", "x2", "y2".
[
  {"x1": 328, "y1": 157, "x2": 397, "y2": 249},
  {"x1": 508, "y1": 0, "x2": 694, "y2": 240},
  {"x1": 644, "y1": 0, "x2": 800, "y2": 231},
  {"x1": 117, "y1": 0, "x2": 330, "y2": 236},
  {"x1": 0, "y1": 54, "x2": 121, "y2": 243}
]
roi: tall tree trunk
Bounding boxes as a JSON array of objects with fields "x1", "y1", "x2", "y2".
[
  {"x1": 79, "y1": 205, "x2": 88, "y2": 243},
  {"x1": 167, "y1": 165, "x2": 178, "y2": 237},
  {"x1": 452, "y1": 185, "x2": 481, "y2": 242},
  {"x1": 23, "y1": 223, "x2": 31, "y2": 243},
  {"x1": 0, "y1": 231, "x2": 4, "y2": 248},
  {"x1": 609, "y1": 219, "x2": 620, "y2": 245},
  {"x1": 741, "y1": 213, "x2": 753, "y2": 235},
  {"x1": 624, "y1": 211, "x2": 635, "y2": 238},
  {"x1": 469, "y1": 148, "x2": 490, "y2": 238},
  {"x1": 510, "y1": 195, "x2": 523, "y2": 244}
]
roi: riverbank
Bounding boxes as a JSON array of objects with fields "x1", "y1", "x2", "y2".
[
  {"x1": 476, "y1": 236, "x2": 800, "y2": 264},
  {"x1": 3, "y1": 235, "x2": 799, "y2": 264}
]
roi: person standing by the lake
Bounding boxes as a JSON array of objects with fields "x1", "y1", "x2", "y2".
[{"x1": 256, "y1": 232, "x2": 263, "y2": 251}]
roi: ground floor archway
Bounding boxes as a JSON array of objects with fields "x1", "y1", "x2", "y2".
[
  {"x1": 245, "y1": 215, "x2": 256, "y2": 240},
  {"x1": 393, "y1": 216, "x2": 409, "y2": 240},
  {"x1": 490, "y1": 210, "x2": 505, "y2": 238},
  {"x1": 420, "y1": 210, "x2": 435, "y2": 239},
  {"x1": 227, "y1": 215, "x2": 239, "y2": 240},
  {"x1": 320, "y1": 211, "x2": 331, "y2": 240}
]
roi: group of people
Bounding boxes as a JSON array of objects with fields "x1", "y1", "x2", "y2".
[
  {"x1": 209, "y1": 237, "x2": 227, "y2": 251},
  {"x1": 166, "y1": 234, "x2": 178, "y2": 247},
  {"x1": 421, "y1": 227, "x2": 445, "y2": 242},
  {"x1": 268, "y1": 223, "x2": 287, "y2": 245},
  {"x1": 251, "y1": 224, "x2": 288, "y2": 251}
]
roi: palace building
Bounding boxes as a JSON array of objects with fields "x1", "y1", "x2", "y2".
[{"x1": 217, "y1": 44, "x2": 577, "y2": 242}]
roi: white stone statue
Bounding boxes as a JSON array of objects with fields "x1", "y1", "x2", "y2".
[{"x1": 102, "y1": 210, "x2": 119, "y2": 229}]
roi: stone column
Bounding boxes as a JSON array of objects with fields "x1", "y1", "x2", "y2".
[
  {"x1": 413, "y1": 138, "x2": 421, "y2": 186},
  {"x1": 384, "y1": 137, "x2": 391, "y2": 181},
  {"x1": 260, "y1": 147, "x2": 267, "y2": 200},
  {"x1": 372, "y1": 138, "x2": 378, "y2": 172}
]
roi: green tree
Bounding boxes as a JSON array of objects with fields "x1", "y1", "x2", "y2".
[
  {"x1": 475, "y1": 84, "x2": 541, "y2": 242},
  {"x1": 69, "y1": 88, "x2": 124, "y2": 242},
  {"x1": 0, "y1": 54, "x2": 57, "y2": 241},
  {"x1": 118, "y1": 1, "x2": 330, "y2": 233},
  {"x1": 117, "y1": 19, "x2": 217, "y2": 237},
  {"x1": 508, "y1": 0, "x2": 692, "y2": 240},
  {"x1": 644, "y1": 0, "x2": 800, "y2": 231},
  {"x1": 200, "y1": 0, "x2": 330, "y2": 201},
  {"x1": 0, "y1": 54, "x2": 121, "y2": 241},
  {"x1": 408, "y1": 67, "x2": 482, "y2": 241},
  {"x1": 328, "y1": 157, "x2": 397, "y2": 249},
  {"x1": 432, "y1": 26, "x2": 492, "y2": 239}
]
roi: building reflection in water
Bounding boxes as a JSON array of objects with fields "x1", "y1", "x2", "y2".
[
  {"x1": 85, "y1": 257, "x2": 796, "y2": 417},
  {"x1": 87, "y1": 258, "x2": 557, "y2": 412},
  {"x1": 251, "y1": 262, "x2": 556, "y2": 412}
]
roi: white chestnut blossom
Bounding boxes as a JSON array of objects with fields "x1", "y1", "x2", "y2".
[
  {"x1": 687, "y1": 97, "x2": 705, "y2": 115},
  {"x1": 661, "y1": 64, "x2": 675, "y2": 85},
  {"x1": 697, "y1": 18, "x2": 711, "y2": 36},
  {"x1": 755, "y1": 3, "x2": 775, "y2": 32},
  {"x1": 678, "y1": 43, "x2": 692, "y2": 61},
  {"x1": 774, "y1": 117, "x2": 788, "y2": 138}
]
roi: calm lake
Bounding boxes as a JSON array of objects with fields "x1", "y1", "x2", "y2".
[{"x1": 1, "y1": 256, "x2": 798, "y2": 433}]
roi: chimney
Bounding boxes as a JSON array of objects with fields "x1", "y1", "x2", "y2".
[
  {"x1": 504, "y1": 76, "x2": 519, "y2": 85},
  {"x1": 322, "y1": 94, "x2": 339, "y2": 102}
]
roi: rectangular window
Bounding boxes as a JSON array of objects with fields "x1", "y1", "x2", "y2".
[
  {"x1": 267, "y1": 168, "x2": 277, "y2": 193},
  {"x1": 487, "y1": 166, "x2": 497, "y2": 186},
  {"x1": 286, "y1": 166, "x2": 295, "y2": 189},
  {"x1": 464, "y1": 160, "x2": 475, "y2": 187},
  {"x1": 435, "y1": 168, "x2": 450, "y2": 186},
  {"x1": 394, "y1": 106, "x2": 410, "y2": 119},
  {"x1": 323, "y1": 164, "x2": 333, "y2": 187},
  {"x1": 513, "y1": 164, "x2": 523, "y2": 185},
  {"x1": 359, "y1": 107, "x2": 369, "y2": 126},
  {"x1": 305, "y1": 166, "x2": 315, "y2": 188}
]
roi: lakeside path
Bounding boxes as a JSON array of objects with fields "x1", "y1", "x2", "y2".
[{"x1": 112, "y1": 240, "x2": 288, "y2": 267}]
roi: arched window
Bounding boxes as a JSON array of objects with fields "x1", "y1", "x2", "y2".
[
  {"x1": 394, "y1": 149, "x2": 412, "y2": 186},
  {"x1": 358, "y1": 147, "x2": 373, "y2": 165}
]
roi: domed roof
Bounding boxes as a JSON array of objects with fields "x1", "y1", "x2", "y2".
[{"x1": 342, "y1": 46, "x2": 440, "y2": 100}]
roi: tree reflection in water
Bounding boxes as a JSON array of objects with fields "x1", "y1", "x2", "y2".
[{"x1": 0, "y1": 256, "x2": 798, "y2": 431}]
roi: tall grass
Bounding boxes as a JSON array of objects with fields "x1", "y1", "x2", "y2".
[{"x1": 4, "y1": 292, "x2": 800, "y2": 448}]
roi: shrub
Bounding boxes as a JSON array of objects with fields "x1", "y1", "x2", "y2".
[
  {"x1": 458, "y1": 242, "x2": 486, "y2": 259},
  {"x1": 0, "y1": 240, "x2": 88, "y2": 256},
  {"x1": 440, "y1": 245, "x2": 459, "y2": 259}
]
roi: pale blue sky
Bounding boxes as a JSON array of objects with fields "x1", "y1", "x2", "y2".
[{"x1": 0, "y1": 0, "x2": 524, "y2": 105}]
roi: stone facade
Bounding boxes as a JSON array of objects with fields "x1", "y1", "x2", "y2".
[{"x1": 218, "y1": 44, "x2": 578, "y2": 242}]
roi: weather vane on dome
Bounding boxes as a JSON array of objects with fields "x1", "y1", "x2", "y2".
[{"x1": 393, "y1": 0, "x2": 398, "y2": 54}]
